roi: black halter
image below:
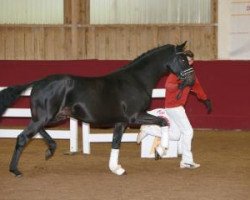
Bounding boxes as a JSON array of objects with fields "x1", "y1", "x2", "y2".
[
  {"x1": 175, "y1": 52, "x2": 194, "y2": 80},
  {"x1": 179, "y1": 67, "x2": 194, "y2": 80}
]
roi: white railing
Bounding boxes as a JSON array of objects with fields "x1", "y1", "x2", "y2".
[{"x1": 0, "y1": 87, "x2": 79, "y2": 153}]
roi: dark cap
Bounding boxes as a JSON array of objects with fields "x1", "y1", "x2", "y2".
[{"x1": 184, "y1": 50, "x2": 194, "y2": 58}]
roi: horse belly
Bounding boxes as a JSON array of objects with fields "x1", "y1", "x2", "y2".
[{"x1": 71, "y1": 100, "x2": 126, "y2": 124}]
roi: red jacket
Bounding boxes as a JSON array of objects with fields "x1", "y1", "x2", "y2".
[{"x1": 164, "y1": 73, "x2": 207, "y2": 108}]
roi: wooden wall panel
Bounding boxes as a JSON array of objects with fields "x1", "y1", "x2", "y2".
[
  {"x1": 64, "y1": 27, "x2": 72, "y2": 60},
  {"x1": 158, "y1": 27, "x2": 178, "y2": 46},
  {"x1": 24, "y1": 27, "x2": 35, "y2": 60},
  {"x1": 0, "y1": 25, "x2": 217, "y2": 60},
  {"x1": 84, "y1": 25, "x2": 218, "y2": 61},
  {"x1": 44, "y1": 28, "x2": 55, "y2": 60},
  {"x1": 180, "y1": 26, "x2": 192, "y2": 46},
  {"x1": 77, "y1": 27, "x2": 87, "y2": 59},
  {"x1": 0, "y1": 27, "x2": 5, "y2": 59},
  {"x1": 128, "y1": 26, "x2": 140, "y2": 59},
  {"x1": 185, "y1": 26, "x2": 217, "y2": 60},
  {"x1": 115, "y1": 27, "x2": 128, "y2": 60},
  {"x1": 94, "y1": 27, "x2": 105, "y2": 60},
  {"x1": 54, "y1": 28, "x2": 66, "y2": 60},
  {"x1": 34, "y1": 27, "x2": 45, "y2": 60},
  {"x1": 104, "y1": 27, "x2": 117, "y2": 59},
  {"x1": 14, "y1": 28, "x2": 25, "y2": 60},
  {"x1": 5, "y1": 27, "x2": 15, "y2": 60},
  {"x1": 85, "y1": 26, "x2": 95, "y2": 59},
  {"x1": 137, "y1": 27, "x2": 156, "y2": 58}
]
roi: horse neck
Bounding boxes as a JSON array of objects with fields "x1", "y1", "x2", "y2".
[
  {"x1": 129, "y1": 57, "x2": 169, "y2": 93},
  {"x1": 132, "y1": 46, "x2": 174, "y2": 87}
]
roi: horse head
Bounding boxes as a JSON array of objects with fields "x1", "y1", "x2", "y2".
[{"x1": 168, "y1": 41, "x2": 195, "y2": 88}]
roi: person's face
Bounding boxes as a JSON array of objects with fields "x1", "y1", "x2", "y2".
[{"x1": 187, "y1": 56, "x2": 194, "y2": 66}]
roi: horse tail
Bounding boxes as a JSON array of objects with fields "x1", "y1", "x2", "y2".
[{"x1": 0, "y1": 82, "x2": 34, "y2": 117}]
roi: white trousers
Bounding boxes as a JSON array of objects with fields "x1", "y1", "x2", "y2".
[
  {"x1": 165, "y1": 106, "x2": 194, "y2": 164},
  {"x1": 145, "y1": 109, "x2": 181, "y2": 141},
  {"x1": 140, "y1": 109, "x2": 181, "y2": 155}
]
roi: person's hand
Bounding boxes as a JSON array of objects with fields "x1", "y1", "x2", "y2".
[
  {"x1": 203, "y1": 99, "x2": 212, "y2": 114},
  {"x1": 178, "y1": 79, "x2": 187, "y2": 90}
]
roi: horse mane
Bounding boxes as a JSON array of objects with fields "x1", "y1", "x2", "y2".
[
  {"x1": 116, "y1": 44, "x2": 174, "y2": 72},
  {"x1": 133, "y1": 44, "x2": 173, "y2": 63}
]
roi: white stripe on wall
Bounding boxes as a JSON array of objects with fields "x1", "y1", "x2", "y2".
[
  {"x1": 0, "y1": 0, "x2": 63, "y2": 24},
  {"x1": 90, "y1": 0, "x2": 211, "y2": 24}
]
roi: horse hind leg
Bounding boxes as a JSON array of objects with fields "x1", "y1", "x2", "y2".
[
  {"x1": 32, "y1": 106, "x2": 71, "y2": 160},
  {"x1": 39, "y1": 129, "x2": 57, "y2": 160},
  {"x1": 39, "y1": 107, "x2": 72, "y2": 159},
  {"x1": 9, "y1": 121, "x2": 44, "y2": 177}
]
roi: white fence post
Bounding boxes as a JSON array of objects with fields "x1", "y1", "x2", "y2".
[
  {"x1": 69, "y1": 117, "x2": 78, "y2": 152},
  {"x1": 82, "y1": 122, "x2": 90, "y2": 154}
]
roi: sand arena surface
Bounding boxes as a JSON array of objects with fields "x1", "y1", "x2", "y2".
[{"x1": 0, "y1": 130, "x2": 250, "y2": 200}]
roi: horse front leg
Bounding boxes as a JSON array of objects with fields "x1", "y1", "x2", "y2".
[
  {"x1": 109, "y1": 122, "x2": 127, "y2": 176},
  {"x1": 135, "y1": 113, "x2": 170, "y2": 159}
]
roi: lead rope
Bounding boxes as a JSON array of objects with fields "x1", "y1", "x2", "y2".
[{"x1": 176, "y1": 89, "x2": 183, "y2": 100}]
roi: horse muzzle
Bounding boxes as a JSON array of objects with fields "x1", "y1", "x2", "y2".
[{"x1": 179, "y1": 67, "x2": 195, "y2": 86}]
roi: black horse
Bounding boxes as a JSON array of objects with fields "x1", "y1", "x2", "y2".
[{"x1": 0, "y1": 42, "x2": 194, "y2": 176}]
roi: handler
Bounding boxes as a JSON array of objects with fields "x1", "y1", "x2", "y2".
[
  {"x1": 138, "y1": 50, "x2": 212, "y2": 169},
  {"x1": 164, "y1": 50, "x2": 211, "y2": 169}
]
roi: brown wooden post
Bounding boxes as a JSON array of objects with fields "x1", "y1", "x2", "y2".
[
  {"x1": 211, "y1": 0, "x2": 218, "y2": 24},
  {"x1": 71, "y1": 0, "x2": 79, "y2": 59}
]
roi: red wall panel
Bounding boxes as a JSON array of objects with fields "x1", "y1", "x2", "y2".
[{"x1": 0, "y1": 60, "x2": 249, "y2": 130}]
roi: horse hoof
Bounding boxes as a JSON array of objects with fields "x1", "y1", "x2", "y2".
[
  {"x1": 45, "y1": 149, "x2": 54, "y2": 160},
  {"x1": 154, "y1": 149, "x2": 161, "y2": 160},
  {"x1": 45, "y1": 149, "x2": 52, "y2": 160},
  {"x1": 113, "y1": 168, "x2": 126, "y2": 176},
  {"x1": 15, "y1": 173, "x2": 23, "y2": 178},
  {"x1": 116, "y1": 169, "x2": 126, "y2": 176},
  {"x1": 110, "y1": 165, "x2": 126, "y2": 176},
  {"x1": 10, "y1": 169, "x2": 23, "y2": 177}
]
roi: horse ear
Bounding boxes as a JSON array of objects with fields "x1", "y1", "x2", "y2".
[{"x1": 176, "y1": 41, "x2": 187, "y2": 52}]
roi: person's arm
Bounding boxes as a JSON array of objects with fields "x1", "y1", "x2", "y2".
[
  {"x1": 191, "y1": 78, "x2": 207, "y2": 100},
  {"x1": 191, "y1": 77, "x2": 212, "y2": 114},
  {"x1": 165, "y1": 74, "x2": 179, "y2": 92}
]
